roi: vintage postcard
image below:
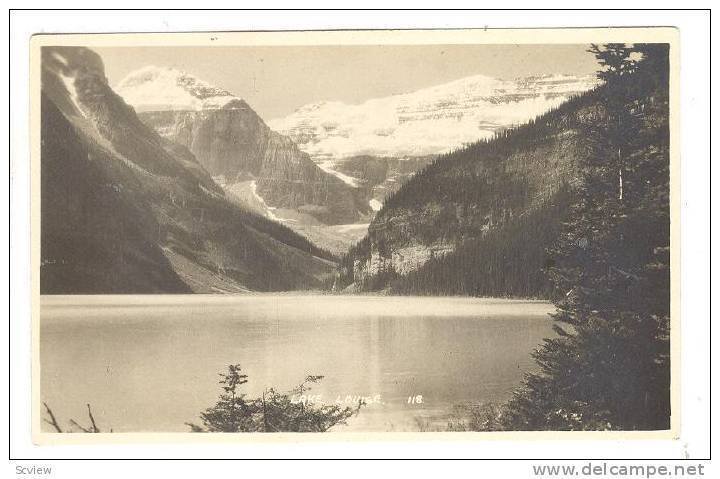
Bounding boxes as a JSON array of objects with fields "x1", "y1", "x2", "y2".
[{"x1": 30, "y1": 27, "x2": 679, "y2": 443}]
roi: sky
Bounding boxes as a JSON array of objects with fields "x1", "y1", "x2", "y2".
[{"x1": 94, "y1": 44, "x2": 599, "y2": 120}]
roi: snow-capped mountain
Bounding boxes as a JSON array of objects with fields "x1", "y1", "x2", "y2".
[
  {"x1": 40, "y1": 47, "x2": 336, "y2": 293},
  {"x1": 268, "y1": 74, "x2": 599, "y2": 159},
  {"x1": 112, "y1": 66, "x2": 598, "y2": 254},
  {"x1": 115, "y1": 66, "x2": 242, "y2": 112},
  {"x1": 114, "y1": 66, "x2": 368, "y2": 226}
]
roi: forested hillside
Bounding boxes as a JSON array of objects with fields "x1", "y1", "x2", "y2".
[
  {"x1": 336, "y1": 44, "x2": 669, "y2": 304},
  {"x1": 388, "y1": 189, "x2": 571, "y2": 297},
  {"x1": 336, "y1": 87, "x2": 596, "y2": 296},
  {"x1": 461, "y1": 43, "x2": 671, "y2": 431},
  {"x1": 336, "y1": 43, "x2": 671, "y2": 431}
]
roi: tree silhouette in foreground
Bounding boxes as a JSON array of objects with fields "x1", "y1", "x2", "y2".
[
  {"x1": 43, "y1": 366, "x2": 363, "y2": 433},
  {"x1": 473, "y1": 43, "x2": 671, "y2": 431},
  {"x1": 187, "y1": 364, "x2": 364, "y2": 432}
]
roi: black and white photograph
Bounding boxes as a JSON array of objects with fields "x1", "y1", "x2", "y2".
[
  {"x1": 5, "y1": 6, "x2": 716, "y2": 477},
  {"x1": 32, "y1": 29, "x2": 679, "y2": 438}
]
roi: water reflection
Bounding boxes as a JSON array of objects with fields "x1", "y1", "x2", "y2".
[{"x1": 40, "y1": 295, "x2": 555, "y2": 432}]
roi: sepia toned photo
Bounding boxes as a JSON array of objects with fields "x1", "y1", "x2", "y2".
[{"x1": 31, "y1": 28, "x2": 678, "y2": 440}]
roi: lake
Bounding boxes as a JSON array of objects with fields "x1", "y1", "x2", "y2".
[{"x1": 40, "y1": 295, "x2": 556, "y2": 432}]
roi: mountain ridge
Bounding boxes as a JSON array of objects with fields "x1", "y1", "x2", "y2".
[
  {"x1": 335, "y1": 88, "x2": 595, "y2": 294},
  {"x1": 337, "y1": 64, "x2": 669, "y2": 298},
  {"x1": 116, "y1": 66, "x2": 369, "y2": 226},
  {"x1": 269, "y1": 73, "x2": 598, "y2": 160},
  {"x1": 41, "y1": 46, "x2": 337, "y2": 294},
  {"x1": 115, "y1": 65, "x2": 240, "y2": 111}
]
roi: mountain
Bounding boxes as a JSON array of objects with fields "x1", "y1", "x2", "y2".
[
  {"x1": 40, "y1": 46, "x2": 337, "y2": 294},
  {"x1": 114, "y1": 67, "x2": 368, "y2": 227},
  {"x1": 113, "y1": 69, "x2": 597, "y2": 256},
  {"x1": 333, "y1": 83, "x2": 591, "y2": 293},
  {"x1": 269, "y1": 74, "x2": 598, "y2": 160},
  {"x1": 267, "y1": 73, "x2": 596, "y2": 233},
  {"x1": 336, "y1": 65, "x2": 669, "y2": 297}
]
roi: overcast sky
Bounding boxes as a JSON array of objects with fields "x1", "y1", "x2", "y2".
[{"x1": 95, "y1": 44, "x2": 599, "y2": 120}]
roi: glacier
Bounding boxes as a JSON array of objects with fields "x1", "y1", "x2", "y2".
[
  {"x1": 115, "y1": 65, "x2": 241, "y2": 112},
  {"x1": 268, "y1": 73, "x2": 599, "y2": 159}
]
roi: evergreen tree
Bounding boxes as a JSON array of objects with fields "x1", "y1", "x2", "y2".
[
  {"x1": 489, "y1": 44, "x2": 671, "y2": 431},
  {"x1": 588, "y1": 43, "x2": 638, "y2": 82},
  {"x1": 188, "y1": 365, "x2": 363, "y2": 432}
]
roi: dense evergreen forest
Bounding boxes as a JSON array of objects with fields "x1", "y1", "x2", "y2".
[
  {"x1": 387, "y1": 187, "x2": 571, "y2": 297},
  {"x1": 334, "y1": 43, "x2": 672, "y2": 432},
  {"x1": 470, "y1": 43, "x2": 671, "y2": 431},
  {"x1": 336, "y1": 83, "x2": 596, "y2": 296},
  {"x1": 336, "y1": 45, "x2": 669, "y2": 311}
]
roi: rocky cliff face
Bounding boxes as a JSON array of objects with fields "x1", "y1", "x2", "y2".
[
  {"x1": 115, "y1": 67, "x2": 366, "y2": 225},
  {"x1": 41, "y1": 47, "x2": 336, "y2": 294},
  {"x1": 331, "y1": 155, "x2": 436, "y2": 209}
]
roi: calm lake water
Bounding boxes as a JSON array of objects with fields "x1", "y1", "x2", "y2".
[{"x1": 40, "y1": 295, "x2": 555, "y2": 432}]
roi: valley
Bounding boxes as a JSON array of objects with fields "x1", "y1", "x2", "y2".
[
  {"x1": 113, "y1": 67, "x2": 596, "y2": 255},
  {"x1": 37, "y1": 39, "x2": 673, "y2": 434},
  {"x1": 40, "y1": 46, "x2": 629, "y2": 297},
  {"x1": 40, "y1": 47, "x2": 337, "y2": 294}
]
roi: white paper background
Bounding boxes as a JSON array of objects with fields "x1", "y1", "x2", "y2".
[{"x1": 6, "y1": 6, "x2": 712, "y2": 477}]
